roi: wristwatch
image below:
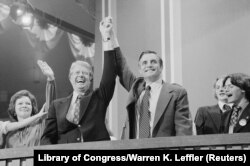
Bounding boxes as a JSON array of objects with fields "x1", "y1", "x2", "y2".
[{"x1": 103, "y1": 37, "x2": 111, "y2": 42}]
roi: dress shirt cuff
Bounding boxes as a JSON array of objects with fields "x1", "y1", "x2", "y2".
[
  {"x1": 102, "y1": 37, "x2": 119, "y2": 51},
  {"x1": 47, "y1": 76, "x2": 55, "y2": 82},
  {"x1": 113, "y1": 37, "x2": 119, "y2": 48},
  {"x1": 103, "y1": 40, "x2": 114, "y2": 51}
]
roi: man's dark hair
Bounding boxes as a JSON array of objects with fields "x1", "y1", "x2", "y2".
[
  {"x1": 138, "y1": 50, "x2": 163, "y2": 67},
  {"x1": 223, "y1": 73, "x2": 250, "y2": 102}
]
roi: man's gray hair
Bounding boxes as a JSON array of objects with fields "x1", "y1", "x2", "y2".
[{"x1": 68, "y1": 60, "x2": 93, "y2": 81}]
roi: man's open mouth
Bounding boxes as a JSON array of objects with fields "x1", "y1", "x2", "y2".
[{"x1": 76, "y1": 78, "x2": 86, "y2": 84}]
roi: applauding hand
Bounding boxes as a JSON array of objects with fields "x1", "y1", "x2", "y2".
[{"x1": 37, "y1": 60, "x2": 55, "y2": 81}]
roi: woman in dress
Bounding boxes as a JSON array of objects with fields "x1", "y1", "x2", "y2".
[{"x1": 1, "y1": 60, "x2": 56, "y2": 148}]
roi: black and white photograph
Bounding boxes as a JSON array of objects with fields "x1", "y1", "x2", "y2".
[{"x1": 0, "y1": 0, "x2": 250, "y2": 165}]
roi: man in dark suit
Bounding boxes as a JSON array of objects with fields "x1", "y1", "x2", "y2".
[
  {"x1": 100, "y1": 17, "x2": 192, "y2": 139},
  {"x1": 195, "y1": 76, "x2": 232, "y2": 135},
  {"x1": 40, "y1": 18, "x2": 117, "y2": 144},
  {"x1": 223, "y1": 73, "x2": 250, "y2": 134}
]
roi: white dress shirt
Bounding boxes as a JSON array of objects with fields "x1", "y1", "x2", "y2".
[
  {"x1": 218, "y1": 101, "x2": 233, "y2": 113},
  {"x1": 136, "y1": 78, "x2": 163, "y2": 138}
]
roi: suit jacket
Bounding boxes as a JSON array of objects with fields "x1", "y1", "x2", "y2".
[
  {"x1": 40, "y1": 50, "x2": 117, "y2": 145},
  {"x1": 229, "y1": 103, "x2": 250, "y2": 133},
  {"x1": 195, "y1": 105, "x2": 231, "y2": 135},
  {"x1": 114, "y1": 48, "x2": 192, "y2": 139}
]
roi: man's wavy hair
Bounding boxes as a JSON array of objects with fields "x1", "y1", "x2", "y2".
[
  {"x1": 223, "y1": 73, "x2": 250, "y2": 102},
  {"x1": 68, "y1": 60, "x2": 93, "y2": 82},
  {"x1": 138, "y1": 50, "x2": 163, "y2": 67}
]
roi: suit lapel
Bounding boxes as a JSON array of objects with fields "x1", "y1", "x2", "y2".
[
  {"x1": 153, "y1": 83, "x2": 173, "y2": 130},
  {"x1": 126, "y1": 79, "x2": 145, "y2": 108},
  {"x1": 78, "y1": 92, "x2": 93, "y2": 121},
  {"x1": 207, "y1": 105, "x2": 221, "y2": 131},
  {"x1": 59, "y1": 95, "x2": 73, "y2": 124},
  {"x1": 234, "y1": 103, "x2": 250, "y2": 132},
  {"x1": 125, "y1": 79, "x2": 145, "y2": 138}
]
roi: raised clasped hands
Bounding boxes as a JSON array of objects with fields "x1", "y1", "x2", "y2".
[{"x1": 99, "y1": 16, "x2": 114, "y2": 40}]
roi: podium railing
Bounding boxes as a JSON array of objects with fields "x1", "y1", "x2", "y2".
[{"x1": 0, "y1": 133, "x2": 250, "y2": 166}]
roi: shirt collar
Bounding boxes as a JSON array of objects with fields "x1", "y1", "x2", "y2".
[
  {"x1": 218, "y1": 101, "x2": 233, "y2": 112},
  {"x1": 72, "y1": 91, "x2": 85, "y2": 102},
  {"x1": 145, "y1": 78, "x2": 163, "y2": 90}
]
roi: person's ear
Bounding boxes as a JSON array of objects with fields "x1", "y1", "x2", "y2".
[
  {"x1": 159, "y1": 65, "x2": 163, "y2": 72},
  {"x1": 89, "y1": 72, "x2": 93, "y2": 82}
]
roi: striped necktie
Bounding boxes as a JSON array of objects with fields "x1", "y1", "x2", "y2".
[{"x1": 139, "y1": 85, "x2": 151, "y2": 138}]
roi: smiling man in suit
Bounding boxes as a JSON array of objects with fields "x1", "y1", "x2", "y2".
[
  {"x1": 100, "y1": 17, "x2": 192, "y2": 139},
  {"x1": 40, "y1": 18, "x2": 117, "y2": 145},
  {"x1": 223, "y1": 73, "x2": 250, "y2": 134},
  {"x1": 195, "y1": 76, "x2": 233, "y2": 135}
]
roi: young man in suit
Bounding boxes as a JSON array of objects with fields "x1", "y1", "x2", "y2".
[
  {"x1": 195, "y1": 76, "x2": 232, "y2": 135},
  {"x1": 40, "y1": 18, "x2": 117, "y2": 145},
  {"x1": 100, "y1": 17, "x2": 192, "y2": 139},
  {"x1": 223, "y1": 73, "x2": 250, "y2": 134}
]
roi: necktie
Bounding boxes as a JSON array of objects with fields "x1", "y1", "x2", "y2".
[
  {"x1": 139, "y1": 85, "x2": 151, "y2": 138},
  {"x1": 223, "y1": 104, "x2": 231, "y2": 112},
  {"x1": 229, "y1": 105, "x2": 241, "y2": 126},
  {"x1": 72, "y1": 95, "x2": 82, "y2": 124}
]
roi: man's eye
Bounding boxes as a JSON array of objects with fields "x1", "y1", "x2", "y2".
[{"x1": 225, "y1": 85, "x2": 233, "y2": 89}]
